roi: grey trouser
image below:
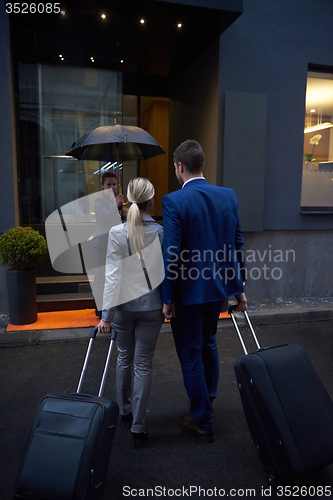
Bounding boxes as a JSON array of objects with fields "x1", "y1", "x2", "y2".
[{"x1": 113, "y1": 308, "x2": 164, "y2": 433}]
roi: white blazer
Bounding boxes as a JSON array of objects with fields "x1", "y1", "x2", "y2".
[{"x1": 102, "y1": 214, "x2": 164, "y2": 321}]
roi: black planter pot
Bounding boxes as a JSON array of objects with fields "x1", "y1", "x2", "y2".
[{"x1": 6, "y1": 268, "x2": 38, "y2": 325}]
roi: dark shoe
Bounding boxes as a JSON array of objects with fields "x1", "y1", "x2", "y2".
[
  {"x1": 180, "y1": 414, "x2": 215, "y2": 443},
  {"x1": 131, "y1": 430, "x2": 148, "y2": 449},
  {"x1": 121, "y1": 412, "x2": 133, "y2": 429}
]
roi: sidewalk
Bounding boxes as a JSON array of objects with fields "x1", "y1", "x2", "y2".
[
  {"x1": 1, "y1": 307, "x2": 333, "y2": 499},
  {"x1": 1, "y1": 297, "x2": 333, "y2": 346}
]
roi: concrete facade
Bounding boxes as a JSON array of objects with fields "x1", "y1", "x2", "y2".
[
  {"x1": 244, "y1": 230, "x2": 333, "y2": 299},
  {"x1": 216, "y1": 0, "x2": 333, "y2": 301},
  {"x1": 218, "y1": 0, "x2": 333, "y2": 231}
]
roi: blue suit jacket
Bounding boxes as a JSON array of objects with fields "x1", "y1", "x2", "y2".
[{"x1": 161, "y1": 178, "x2": 245, "y2": 306}]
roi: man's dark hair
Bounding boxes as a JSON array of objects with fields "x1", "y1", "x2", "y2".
[{"x1": 173, "y1": 140, "x2": 205, "y2": 174}]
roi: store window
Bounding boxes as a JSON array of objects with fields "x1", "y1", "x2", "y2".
[
  {"x1": 18, "y1": 64, "x2": 122, "y2": 224},
  {"x1": 301, "y1": 69, "x2": 333, "y2": 213}
]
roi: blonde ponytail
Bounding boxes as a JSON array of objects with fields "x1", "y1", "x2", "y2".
[{"x1": 126, "y1": 178, "x2": 155, "y2": 256}]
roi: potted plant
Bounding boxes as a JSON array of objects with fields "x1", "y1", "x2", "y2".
[{"x1": 0, "y1": 226, "x2": 47, "y2": 325}]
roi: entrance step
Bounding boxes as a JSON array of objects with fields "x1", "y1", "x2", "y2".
[
  {"x1": 37, "y1": 293, "x2": 94, "y2": 312},
  {"x1": 36, "y1": 275, "x2": 94, "y2": 312}
]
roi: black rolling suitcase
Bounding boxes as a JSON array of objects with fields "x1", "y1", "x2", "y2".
[
  {"x1": 229, "y1": 306, "x2": 333, "y2": 486},
  {"x1": 13, "y1": 327, "x2": 119, "y2": 500}
]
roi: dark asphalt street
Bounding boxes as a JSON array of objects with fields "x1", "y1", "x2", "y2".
[{"x1": 1, "y1": 318, "x2": 333, "y2": 499}]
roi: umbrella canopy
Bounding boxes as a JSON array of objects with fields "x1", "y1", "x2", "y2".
[{"x1": 66, "y1": 125, "x2": 166, "y2": 162}]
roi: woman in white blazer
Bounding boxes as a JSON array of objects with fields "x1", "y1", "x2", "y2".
[
  {"x1": 91, "y1": 172, "x2": 123, "y2": 318},
  {"x1": 98, "y1": 178, "x2": 164, "y2": 448}
]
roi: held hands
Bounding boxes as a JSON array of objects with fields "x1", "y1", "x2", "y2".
[{"x1": 98, "y1": 320, "x2": 111, "y2": 334}]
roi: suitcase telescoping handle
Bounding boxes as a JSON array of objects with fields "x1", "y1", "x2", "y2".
[
  {"x1": 77, "y1": 326, "x2": 117, "y2": 397},
  {"x1": 228, "y1": 305, "x2": 261, "y2": 355}
]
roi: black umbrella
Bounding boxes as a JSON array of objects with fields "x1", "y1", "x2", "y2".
[
  {"x1": 66, "y1": 124, "x2": 166, "y2": 162},
  {"x1": 66, "y1": 124, "x2": 166, "y2": 197}
]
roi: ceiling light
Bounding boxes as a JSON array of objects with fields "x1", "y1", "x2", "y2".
[
  {"x1": 101, "y1": 13, "x2": 106, "y2": 19},
  {"x1": 304, "y1": 122, "x2": 333, "y2": 133},
  {"x1": 310, "y1": 109, "x2": 316, "y2": 113},
  {"x1": 177, "y1": 23, "x2": 182, "y2": 28},
  {"x1": 140, "y1": 19, "x2": 145, "y2": 24}
]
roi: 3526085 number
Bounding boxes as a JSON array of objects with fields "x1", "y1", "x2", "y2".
[
  {"x1": 276, "y1": 485, "x2": 331, "y2": 497},
  {"x1": 6, "y1": 3, "x2": 61, "y2": 14}
]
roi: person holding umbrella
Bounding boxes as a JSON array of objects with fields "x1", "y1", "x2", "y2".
[
  {"x1": 97, "y1": 171, "x2": 124, "y2": 219},
  {"x1": 91, "y1": 172, "x2": 123, "y2": 318},
  {"x1": 66, "y1": 124, "x2": 166, "y2": 204},
  {"x1": 98, "y1": 178, "x2": 164, "y2": 448}
]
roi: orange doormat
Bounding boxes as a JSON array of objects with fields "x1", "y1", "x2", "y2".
[
  {"x1": 6, "y1": 309, "x2": 99, "y2": 332},
  {"x1": 5, "y1": 309, "x2": 230, "y2": 332}
]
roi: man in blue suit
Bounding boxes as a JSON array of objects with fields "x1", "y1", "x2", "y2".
[{"x1": 162, "y1": 140, "x2": 247, "y2": 442}]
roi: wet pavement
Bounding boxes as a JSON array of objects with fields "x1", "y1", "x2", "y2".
[{"x1": 1, "y1": 298, "x2": 333, "y2": 499}]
